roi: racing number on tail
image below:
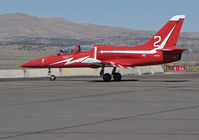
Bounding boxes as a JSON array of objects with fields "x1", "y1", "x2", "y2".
[{"x1": 154, "y1": 36, "x2": 161, "y2": 48}]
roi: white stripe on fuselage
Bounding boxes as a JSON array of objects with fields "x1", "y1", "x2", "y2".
[
  {"x1": 50, "y1": 58, "x2": 73, "y2": 65},
  {"x1": 99, "y1": 49, "x2": 157, "y2": 54},
  {"x1": 94, "y1": 47, "x2": 97, "y2": 59},
  {"x1": 50, "y1": 56, "x2": 89, "y2": 65},
  {"x1": 64, "y1": 56, "x2": 89, "y2": 65}
]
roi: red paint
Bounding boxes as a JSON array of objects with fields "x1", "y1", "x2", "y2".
[{"x1": 172, "y1": 66, "x2": 186, "y2": 71}]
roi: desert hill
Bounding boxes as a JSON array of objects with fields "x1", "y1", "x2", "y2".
[{"x1": 0, "y1": 13, "x2": 199, "y2": 69}]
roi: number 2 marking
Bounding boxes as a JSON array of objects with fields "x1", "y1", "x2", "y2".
[{"x1": 154, "y1": 36, "x2": 161, "y2": 47}]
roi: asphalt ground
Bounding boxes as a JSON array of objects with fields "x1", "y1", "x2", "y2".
[{"x1": 0, "y1": 73, "x2": 199, "y2": 140}]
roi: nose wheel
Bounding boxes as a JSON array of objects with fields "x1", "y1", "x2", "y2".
[
  {"x1": 48, "y1": 68, "x2": 56, "y2": 81},
  {"x1": 49, "y1": 75, "x2": 56, "y2": 81}
]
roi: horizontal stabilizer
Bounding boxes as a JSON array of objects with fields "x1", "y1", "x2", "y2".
[{"x1": 162, "y1": 48, "x2": 184, "y2": 52}]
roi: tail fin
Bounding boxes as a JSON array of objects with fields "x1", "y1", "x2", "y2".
[{"x1": 145, "y1": 15, "x2": 185, "y2": 50}]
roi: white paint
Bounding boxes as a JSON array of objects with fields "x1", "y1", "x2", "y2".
[
  {"x1": 154, "y1": 36, "x2": 161, "y2": 47},
  {"x1": 158, "y1": 24, "x2": 176, "y2": 49},
  {"x1": 82, "y1": 58, "x2": 101, "y2": 64},
  {"x1": 99, "y1": 49, "x2": 157, "y2": 54},
  {"x1": 50, "y1": 56, "x2": 89, "y2": 66},
  {"x1": 118, "y1": 64, "x2": 123, "y2": 68},
  {"x1": 50, "y1": 58, "x2": 73, "y2": 65},
  {"x1": 64, "y1": 56, "x2": 89, "y2": 65},
  {"x1": 110, "y1": 62, "x2": 116, "y2": 67},
  {"x1": 170, "y1": 15, "x2": 185, "y2": 21},
  {"x1": 94, "y1": 47, "x2": 97, "y2": 60}
]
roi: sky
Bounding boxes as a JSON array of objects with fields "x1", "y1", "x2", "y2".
[{"x1": 0, "y1": 0, "x2": 198, "y2": 32}]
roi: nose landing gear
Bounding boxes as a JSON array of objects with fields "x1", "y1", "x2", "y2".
[
  {"x1": 48, "y1": 68, "x2": 56, "y2": 81},
  {"x1": 49, "y1": 75, "x2": 56, "y2": 81}
]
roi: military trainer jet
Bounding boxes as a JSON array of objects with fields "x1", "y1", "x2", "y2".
[{"x1": 21, "y1": 15, "x2": 185, "y2": 81}]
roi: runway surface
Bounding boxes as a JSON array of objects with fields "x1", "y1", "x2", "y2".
[{"x1": 0, "y1": 73, "x2": 199, "y2": 140}]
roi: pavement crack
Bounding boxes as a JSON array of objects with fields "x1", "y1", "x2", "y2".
[{"x1": 1, "y1": 104, "x2": 199, "y2": 139}]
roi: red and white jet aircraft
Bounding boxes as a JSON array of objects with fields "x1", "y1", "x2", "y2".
[{"x1": 21, "y1": 15, "x2": 185, "y2": 81}]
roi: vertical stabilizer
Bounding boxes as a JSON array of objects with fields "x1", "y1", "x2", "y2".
[{"x1": 145, "y1": 15, "x2": 185, "y2": 50}]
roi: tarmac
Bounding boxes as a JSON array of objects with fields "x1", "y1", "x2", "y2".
[{"x1": 0, "y1": 73, "x2": 199, "y2": 140}]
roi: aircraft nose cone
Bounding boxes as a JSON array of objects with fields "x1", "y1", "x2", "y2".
[
  {"x1": 21, "y1": 61, "x2": 33, "y2": 67},
  {"x1": 21, "y1": 58, "x2": 43, "y2": 68},
  {"x1": 21, "y1": 63, "x2": 28, "y2": 67}
]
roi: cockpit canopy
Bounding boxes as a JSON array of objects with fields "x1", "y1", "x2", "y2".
[{"x1": 53, "y1": 45, "x2": 94, "y2": 56}]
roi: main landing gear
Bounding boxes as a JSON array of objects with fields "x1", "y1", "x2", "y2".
[
  {"x1": 48, "y1": 68, "x2": 56, "y2": 81},
  {"x1": 100, "y1": 67, "x2": 122, "y2": 82},
  {"x1": 47, "y1": 67, "x2": 122, "y2": 82}
]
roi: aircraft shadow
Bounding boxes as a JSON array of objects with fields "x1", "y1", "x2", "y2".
[
  {"x1": 89, "y1": 79, "x2": 189, "y2": 83},
  {"x1": 0, "y1": 77, "x2": 189, "y2": 83}
]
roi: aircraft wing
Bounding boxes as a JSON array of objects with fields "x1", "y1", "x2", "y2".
[
  {"x1": 100, "y1": 60, "x2": 128, "y2": 68},
  {"x1": 82, "y1": 58, "x2": 130, "y2": 68}
]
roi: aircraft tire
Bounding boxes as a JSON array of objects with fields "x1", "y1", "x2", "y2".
[
  {"x1": 113, "y1": 73, "x2": 122, "y2": 81},
  {"x1": 103, "y1": 73, "x2": 111, "y2": 82},
  {"x1": 49, "y1": 75, "x2": 56, "y2": 81}
]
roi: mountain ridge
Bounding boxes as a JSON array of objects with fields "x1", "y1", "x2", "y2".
[
  {"x1": 0, "y1": 13, "x2": 199, "y2": 69},
  {"x1": 0, "y1": 13, "x2": 199, "y2": 61},
  {"x1": 0, "y1": 13, "x2": 199, "y2": 45}
]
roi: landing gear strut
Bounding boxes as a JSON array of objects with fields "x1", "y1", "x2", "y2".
[
  {"x1": 100, "y1": 66, "x2": 111, "y2": 82},
  {"x1": 48, "y1": 68, "x2": 56, "y2": 81},
  {"x1": 112, "y1": 67, "x2": 122, "y2": 81},
  {"x1": 100, "y1": 67, "x2": 122, "y2": 82},
  {"x1": 113, "y1": 73, "x2": 122, "y2": 81}
]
